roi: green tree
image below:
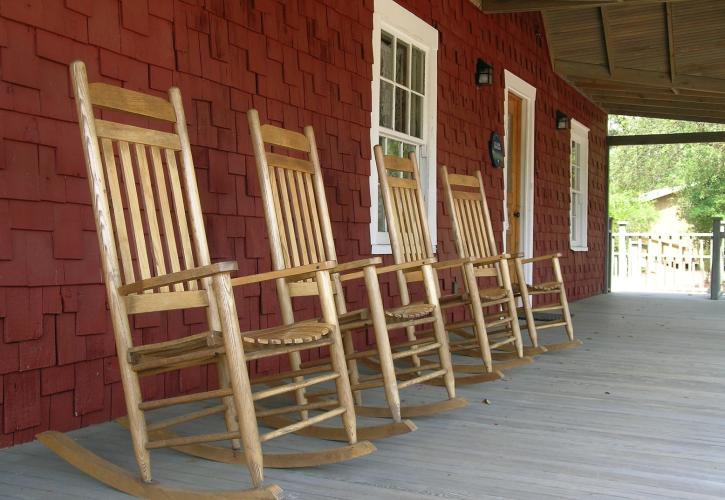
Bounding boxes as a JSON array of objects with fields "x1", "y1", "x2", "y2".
[{"x1": 608, "y1": 116, "x2": 725, "y2": 232}]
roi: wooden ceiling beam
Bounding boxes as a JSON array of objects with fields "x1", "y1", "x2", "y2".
[
  {"x1": 605, "y1": 107, "x2": 725, "y2": 123},
  {"x1": 665, "y1": 2, "x2": 676, "y2": 84},
  {"x1": 481, "y1": 0, "x2": 618, "y2": 14},
  {"x1": 571, "y1": 79, "x2": 725, "y2": 98},
  {"x1": 587, "y1": 92, "x2": 725, "y2": 105},
  {"x1": 481, "y1": 0, "x2": 692, "y2": 13},
  {"x1": 600, "y1": 6, "x2": 615, "y2": 77},
  {"x1": 608, "y1": 131, "x2": 725, "y2": 146},
  {"x1": 594, "y1": 97, "x2": 725, "y2": 113},
  {"x1": 556, "y1": 60, "x2": 725, "y2": 93}
]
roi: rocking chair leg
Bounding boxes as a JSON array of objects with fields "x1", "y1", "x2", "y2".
[
  {"x1": 462, "y1": 264, "x2": 494, "y2": 372},
  {"x1": 553, "y1": 257, "x2": 575, "y2": 342},
  {"x1": 500, "y1": 261, "x2": 524, "y2": 358},
  {"x1": 213, "y1": 274, "x2": 265, "y2": 488},
  {"x1": 422, "y1": 265, "x2": 456, "y2": 398},
  {"x1": 277, "y1": 279, "x2": 309, "y2": 420},
  {"x1": 514, "y1": 258, "x2": 540, "y2": 348},
  {"x1": 111, "y1": 308, "x2": 152, "y2": 482},
  {"x1": 217, "y1": 356, "x2": 242, "y2": 450},
  {"x1": 363, "y1": 265, "x2": 403, "y2": 422},
  {"x1": 318, "y1": 270, "x2": 357, "y2": 444},
  {"x1": 120, "y1": 354, "x2": 153, "y2": 483},
  {"x1": 341, "y1": 330, "x2": 363, "y2": 406},
  {"x1": 397, "y1": 270, "x2": 422, "y2": 370}
]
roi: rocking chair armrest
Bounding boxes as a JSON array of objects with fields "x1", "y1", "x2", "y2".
[
  {"x1": 230, "y1": 261, "x2": 337, "y2": 287},
  {"x1": 520, "y1": 253, "x2": 562, "y2": 264},
  {"x1": 376, "y1": 258, "x2": 437, "y2": 275},
  {"x1": 331, "y1": 257, "x2": 383, "y2": 275},
  {"x1": 432, "y1": 257, "x2": 478, "y2": 270},
  {"x1": 469, "y1": 254, "x2": 510, "y2": 266},
  {"x1": 339, "y1": 258, "x2": 437, "y2": 282},
  {"x1": 118, "y1": 261, "x2": 239, "y2": 295}
]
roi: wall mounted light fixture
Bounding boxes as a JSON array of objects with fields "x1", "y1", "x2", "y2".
[
  {"x1": 556, "y1": 111, "x2": 570, "y2": 130},
  {"x1": 475, "y1": 59, "x2": 493, "y2": 86}
]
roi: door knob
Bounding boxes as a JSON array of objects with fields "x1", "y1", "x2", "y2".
[{"x1": 513, "y1": 211, "x2": 521, "y2": 218}]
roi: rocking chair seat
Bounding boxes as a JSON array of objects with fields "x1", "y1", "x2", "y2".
[
  {"x1": 384, "y1": 303, "x2": 435, "y2": 320},
  {"x1": 512, "y1": 281, "x2": 561, "y2": 294},
  {"x1": 242, "y1": 322, "x2": 333, "y2": 345},
  {"x1": 338, "y1": 308, "x2": 368, "y2": 323},
  {"x1": 127, "y1": 331, "x2": 226, "y2": 375},
  {"x1": 478, "y1": 287, "x2": 508, "y2": 301}
]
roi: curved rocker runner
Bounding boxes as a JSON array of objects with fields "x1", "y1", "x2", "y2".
[
  {"x1": 37, "y1": 432, "x2": 283, "y2": 500},
  {"x1": 116, "y1": 417, "x2": 376, "y2": 467}
]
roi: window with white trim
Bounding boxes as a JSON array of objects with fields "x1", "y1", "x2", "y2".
[
  {"x1": 570, "y1": 119, "x2": 589, "y2": 251},
  {"x1": 370, "y1": 0, "x2": 438, "y2": 254}
]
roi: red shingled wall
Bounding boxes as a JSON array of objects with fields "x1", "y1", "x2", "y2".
[{"x1": 0, "y1": 0, "x2": 606, "y2": 446}]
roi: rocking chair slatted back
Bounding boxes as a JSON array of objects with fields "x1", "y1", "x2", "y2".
[
  {"x1": 441, "y1": 169, "x2": 499, "y2": 278},
  {"x1": 248, "y1": 110, "x2": 337, "y2": 297},
  {"x1": 373, "y1": 147, "x2": 434, "y2": 283},
  {"x1": 82, "y1": 81, "x2": 210, "y2": 305}
]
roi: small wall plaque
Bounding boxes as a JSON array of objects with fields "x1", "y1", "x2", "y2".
[{"x1": 489, "y1": 131, "x2": 504, "y2": 168}]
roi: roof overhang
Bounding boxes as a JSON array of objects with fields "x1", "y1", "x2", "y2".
[{"x1": 474, "y1": 0, "x2": 725, "y2": 123}]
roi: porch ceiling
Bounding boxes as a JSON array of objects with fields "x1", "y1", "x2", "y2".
[{"x1": 476, "y1": 0, "x2": 725, "y2": 123}]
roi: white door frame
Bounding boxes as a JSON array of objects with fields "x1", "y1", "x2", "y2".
[{"x1": 503, "y1": 70, "x2": 536, "y2": 283}]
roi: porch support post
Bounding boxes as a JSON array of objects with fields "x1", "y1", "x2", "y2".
[
  {"x1": 605, "y1": 217, "x2": 613, "y2": 293},
  {"x1": 617, "y1": 221, "x2": 628, "y2": 281},
  {"x1": 603, "y1": 143, "x2": 611, "y2": 294},
  {"x1": 711, "y1": 217, "x2": 723, "y2": 300}
]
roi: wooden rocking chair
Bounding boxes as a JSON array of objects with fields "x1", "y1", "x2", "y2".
[
  {"x1": 441, "y1": 167, "x2": 580, "y2": 354},
  {"x1": 246, "y1": 110, "x2": 465, "y2": 434},
  {"x1": 373, "y1": 147, "x2": 530, "y2": 385},
  {"x1": 37, "y1": 61, "x2": 374, "y2": 499}
]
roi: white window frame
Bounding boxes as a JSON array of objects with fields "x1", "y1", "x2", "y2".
[
  {"x1": 570, "y1": 119, "x2": 590, "y2": 251},
  {"x1": 370, "y1": 0, "x2": 438, "y2": 254}
]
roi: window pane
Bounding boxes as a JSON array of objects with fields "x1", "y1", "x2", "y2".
[
  {"x1": 571, "y1": 215, "x2": 578, "y2": 242},
  {"x1": 379, "y1": 81, "x2": 393, "y2": 128},
  {"x1": 571, "y1": 141, "x2": 580, "y2": 166},
  {"x1": 410, "y1": 94, "x2": 423, "y2": 138},
  {"x1": 385, "y1": 138, "x2": 402, "y2": 156},
  {"x1": 380, "y1": 31, "x2": 394, "y2": 80},
  {"x1": 394, "y1": 87, "x2": 408, "y2": 133},
  {"x1": 403, "y1": 142, "x2": 416, "y2": 157},
  {"x1": 395, "y1": 40, "x2": 409, "y2": 86},
  {"x1": 411, "y1": 47, "x2": 425, "y2": 94},
  {"x1": 571, "y1": 165, "x2": 579, "y2": 191}
]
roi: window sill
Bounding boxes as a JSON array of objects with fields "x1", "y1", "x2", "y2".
[
  {"x1": 371, "y1": 243, "x2": 437, "y2": 256},
  {"x1": 570, "y1": 245, "x2": 588, "y2": 252},
  {"x1": 371, "y1": 243, "x2": 392, "y2": 255}
]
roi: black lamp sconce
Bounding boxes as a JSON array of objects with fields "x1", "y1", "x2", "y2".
[
  {"x1": 476, "y1": 59, "x2": 493, "y2": 86},
  {"x1": 556, "y1": 111, "x2": 570, "y2": 130}
]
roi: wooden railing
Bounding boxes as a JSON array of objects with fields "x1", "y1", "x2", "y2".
[{"x1": 610, "y1": 219, "x2": 725, "y2": 296}]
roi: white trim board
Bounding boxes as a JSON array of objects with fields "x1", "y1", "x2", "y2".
[{"x1": 503, "y1": 70, "x2": 536, "y2": 283}]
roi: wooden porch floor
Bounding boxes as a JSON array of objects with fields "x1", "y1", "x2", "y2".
[{"x1": 1, "y1": 292, "x2": 724, "y2": 499}]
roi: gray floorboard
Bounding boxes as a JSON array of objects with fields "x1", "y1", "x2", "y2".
[{"x1": 0, "y1": 292, "x2": 723, "y2": 499}]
